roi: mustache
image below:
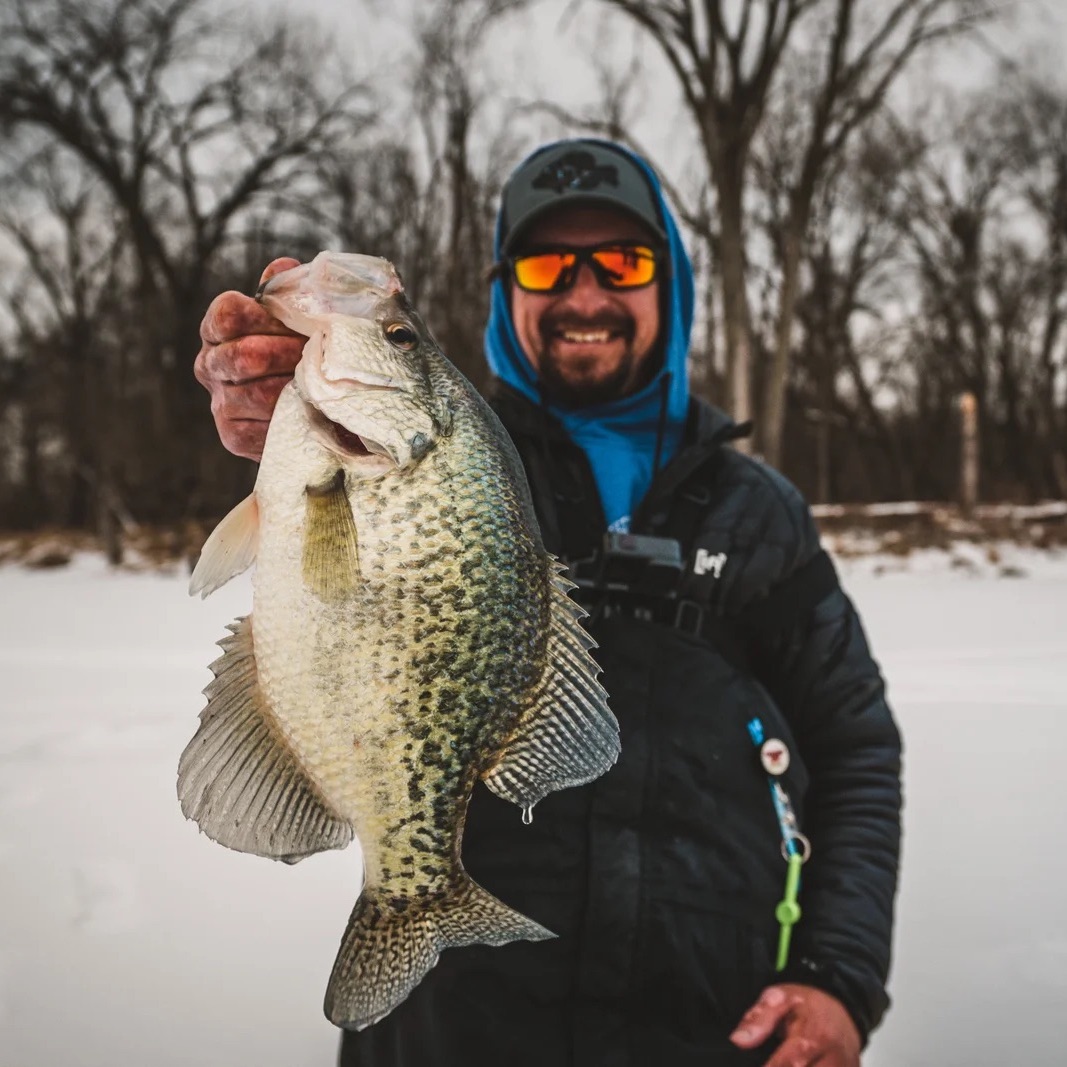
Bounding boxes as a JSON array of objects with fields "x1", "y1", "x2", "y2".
[{"x1": 539, "y1": 311, "x2": 634, "y2": 339}]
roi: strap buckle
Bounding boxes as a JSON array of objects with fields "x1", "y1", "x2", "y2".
[{"x1": 673, "y1": 598, "x2": 705, "y2": 636}]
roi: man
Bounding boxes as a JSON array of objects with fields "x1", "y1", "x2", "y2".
[{"x1": 195, "y1": 139, "x2": 902, "y2": 1067}]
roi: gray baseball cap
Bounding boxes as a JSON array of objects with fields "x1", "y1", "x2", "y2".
[{"x1": 500, "y1": 140, "x2": 666, "y2": 254}]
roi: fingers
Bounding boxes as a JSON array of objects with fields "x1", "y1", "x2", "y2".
[
  {"x1": 195, "y1": 256, "x2": 306, "y2": 460},
  {"x1": 731, "y1": 985, "x2": 796, "y2": 1049},
  {"x1": 761, "y1": 1036, "x2": 827, "y2": 1067},
  {"x1": 198, "y1": 289, "x2": 303, "y2": 350},
  {"x1": 215, "y1": 415, "x2": 272, "y2": 463},
  {"x1": 732, "y1": 988, "x2": 826, "y2": 1067},
  {"x1": 732, "y1": 985, "x2": 860, "y2": 1067},
  {"x1": 215, "y1": 417, "x2": 271, "y2": 463},
  {"x1": 196, "y1": 331, "x2": 306, "y2": 389},
  {"x1": 198, "y1": 258, "x2": 304, "y2": 351},
  {"x1": 207, "y1": 360, "x2": 297, "y2": 462},
  {"x1": 259, "y1": 256, "x2": 302, "y2": 285},
  {"x1": 211, "y1": 372, "x2": 292, "y2": 461},
  {"x1": 212, "y1": 372, "x2": 293, "y2": 423}
]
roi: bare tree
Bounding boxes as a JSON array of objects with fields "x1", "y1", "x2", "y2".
[
  {"x1": 1004, "y1": 76, "x2": 1067, "y2": 496},
  {"x1": 0, "y1": 0, "x2": 375, "y2": 524},
  {"x1": 406, "y1": 0, "x2": 533, "y2": 385},
  {"x1": 277, "y1": 0, "x2": 532, "y2": 386},
  {"x1": 769, "y1": 118, "x2": 919, "y2": 499},
  {"x1": 0, "y1": 152, "x2": 129, "y2": 538},
  {"x1": 884, "y1": 74, "x2": 1067, "y2": 500},
  {"x1": 598, "y1": 0, "x2": 990, "y2": 467}
]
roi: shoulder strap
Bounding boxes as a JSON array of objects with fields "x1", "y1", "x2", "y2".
[{"x1": 676, "y1": 549, "x2": 840, "y2": 684}]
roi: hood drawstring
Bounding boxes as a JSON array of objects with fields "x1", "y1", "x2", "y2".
[
  {"x1": 652, "y1": 372, "x2": 671, "y2": 480},
  {"x1": 533, "y1": 384, "x2": 564, "y2": 552},
  {"x1": 536, "y1": 384, "x2": 552, "y2": 468}
]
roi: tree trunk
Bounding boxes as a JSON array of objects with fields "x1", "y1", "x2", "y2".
[
  {"x1": 715, "y1": 168, "x2": 753, "y2": 443},
  {"x1": 959, "y1": 392, "x2": 979, "y2": 512},
  {"x1": 762, "y1": 217, "x2": 805, "y2": 468}
]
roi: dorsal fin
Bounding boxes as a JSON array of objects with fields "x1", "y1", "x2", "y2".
[{"x1": 482, "y1": 561, "x2": 619, "y2": 815}]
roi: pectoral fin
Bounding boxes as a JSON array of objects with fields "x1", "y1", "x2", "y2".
[
  {"x1": 482, "y1": 561, "x2": 619, "y2": 813},
  {"x1": 304, "y1": 470, "x2": 360, "y2": 601},
  {"x1": 190, "y1": 493, "x2": 259, "y2": 598},
  {"x1": 177, "y1": 615, "x2": 353, "y2": 862}
]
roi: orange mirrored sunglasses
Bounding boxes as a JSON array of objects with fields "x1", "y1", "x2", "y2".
[{"x1": 508, "y1": 243, "x2": 658, "y2": 293}]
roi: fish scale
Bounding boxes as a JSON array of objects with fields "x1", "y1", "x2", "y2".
[{"x1": 178, "y1": 251, "x2": 619, "y2": 1031}]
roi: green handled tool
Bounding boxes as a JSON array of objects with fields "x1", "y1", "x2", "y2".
[{"x1": 775, "y1": 850, "x2": 804, "y2": 971}]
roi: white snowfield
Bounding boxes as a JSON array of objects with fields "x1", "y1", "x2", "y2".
[{"x1": 1, "y1": 544, "x2": 1064, "y2": 1066}]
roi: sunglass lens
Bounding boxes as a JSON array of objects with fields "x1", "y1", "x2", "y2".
[
  {"x1": 513, "y1": 252, "x2": 575, "y2": 292},
  {"x1": 591, "y1": 246, "x2": 656, "y2": 288}
]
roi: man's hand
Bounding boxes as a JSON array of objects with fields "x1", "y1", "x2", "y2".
[
  {"x1": 730, "y1": 984, "x2": 861, "y2": 1066},
  {"x1": 194, "y1": 257, "x2": 306, "y2": 461}
]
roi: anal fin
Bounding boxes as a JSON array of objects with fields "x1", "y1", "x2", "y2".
[{"x1": 177, "y1": 615, "x2": 353, "y2": 862}]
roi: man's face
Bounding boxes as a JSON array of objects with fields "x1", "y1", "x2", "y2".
[{"x1": 508, "y1": 205, "x2": 662, "y2": 407}]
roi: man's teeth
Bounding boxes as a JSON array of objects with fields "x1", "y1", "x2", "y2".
[{"x1": 560, "y1": 329, "x2": 612, "y2": 343}]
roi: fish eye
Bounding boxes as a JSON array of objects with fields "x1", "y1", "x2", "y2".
[{"x1": 385, "y1": 322, "x2": 418, "y2": 350}]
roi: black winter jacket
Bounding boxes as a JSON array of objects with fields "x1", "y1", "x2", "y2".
[{"x1": 340, "y1": 384, "x2": 902, "y2": 1067}]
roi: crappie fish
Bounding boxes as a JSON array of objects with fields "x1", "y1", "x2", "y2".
[{"x1": 178, "y1": 251, "x2": 619, "y2": 1030}]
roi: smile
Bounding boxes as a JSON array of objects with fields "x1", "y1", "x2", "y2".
[{"x1": 557, "y1": 329, "x2": 616, "y2": 343}]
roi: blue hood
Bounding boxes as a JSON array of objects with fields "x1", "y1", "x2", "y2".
[{"x1": 484, "y1": 139, "x2": 694, "y2": 533}]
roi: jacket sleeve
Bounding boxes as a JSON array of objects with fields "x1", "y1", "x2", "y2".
[{"x1": 740, "y1": 471, "x2": 902, "y2": 1043}]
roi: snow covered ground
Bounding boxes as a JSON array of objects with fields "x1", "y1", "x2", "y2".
[{"x1": 1, "y1": 546, "x2": 1064, "y2": 1066}]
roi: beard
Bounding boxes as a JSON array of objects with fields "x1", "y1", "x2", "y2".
[{"x1": 533, "y1": 311, "x2": 642, "y2": 408}]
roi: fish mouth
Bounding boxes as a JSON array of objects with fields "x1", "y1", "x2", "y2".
[
  {"x1": 307, "y1": 405, "x2": 390, "y2": 463},
  {"x1": 327, "y1": 419, "x2": 376, "y2": 457}
]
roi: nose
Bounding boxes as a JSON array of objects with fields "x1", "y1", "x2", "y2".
[{"x1": 558, "y1": 261, "x2": 614, "y2": 313}]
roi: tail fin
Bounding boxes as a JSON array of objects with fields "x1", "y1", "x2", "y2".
[{"x1": 324, "y1": 877, "x2": 553, "y2": 1030}]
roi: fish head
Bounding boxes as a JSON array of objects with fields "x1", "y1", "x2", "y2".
[{"x1": 258, "y1": 252, "x2": 451, "y2": 475}]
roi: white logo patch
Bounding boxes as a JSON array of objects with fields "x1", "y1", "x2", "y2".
[{"x1": 693, "y1": 549, "x2": 727, "y2": 578}]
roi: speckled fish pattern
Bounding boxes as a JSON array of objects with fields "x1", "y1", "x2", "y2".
[{"x1": 177, "y1": 253, "x2": 619, "y2": 1031}]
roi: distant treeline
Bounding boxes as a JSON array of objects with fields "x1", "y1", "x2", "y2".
[{"x1": 0, "y1": 0, "x2": 1064, "y2": 547}]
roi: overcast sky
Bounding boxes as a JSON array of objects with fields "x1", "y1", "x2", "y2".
[{"x1": 241, "y1": 0, "x2": 1067, "y2": 210}]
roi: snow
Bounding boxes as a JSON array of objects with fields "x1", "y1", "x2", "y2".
[{"x1": 2, "y1": 548, "x2": 1065, "y2": 1065}]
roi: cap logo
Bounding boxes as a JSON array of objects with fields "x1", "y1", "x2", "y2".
[{"x1": 532, "y1": 150, "x2": 619, "y2": 195}]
